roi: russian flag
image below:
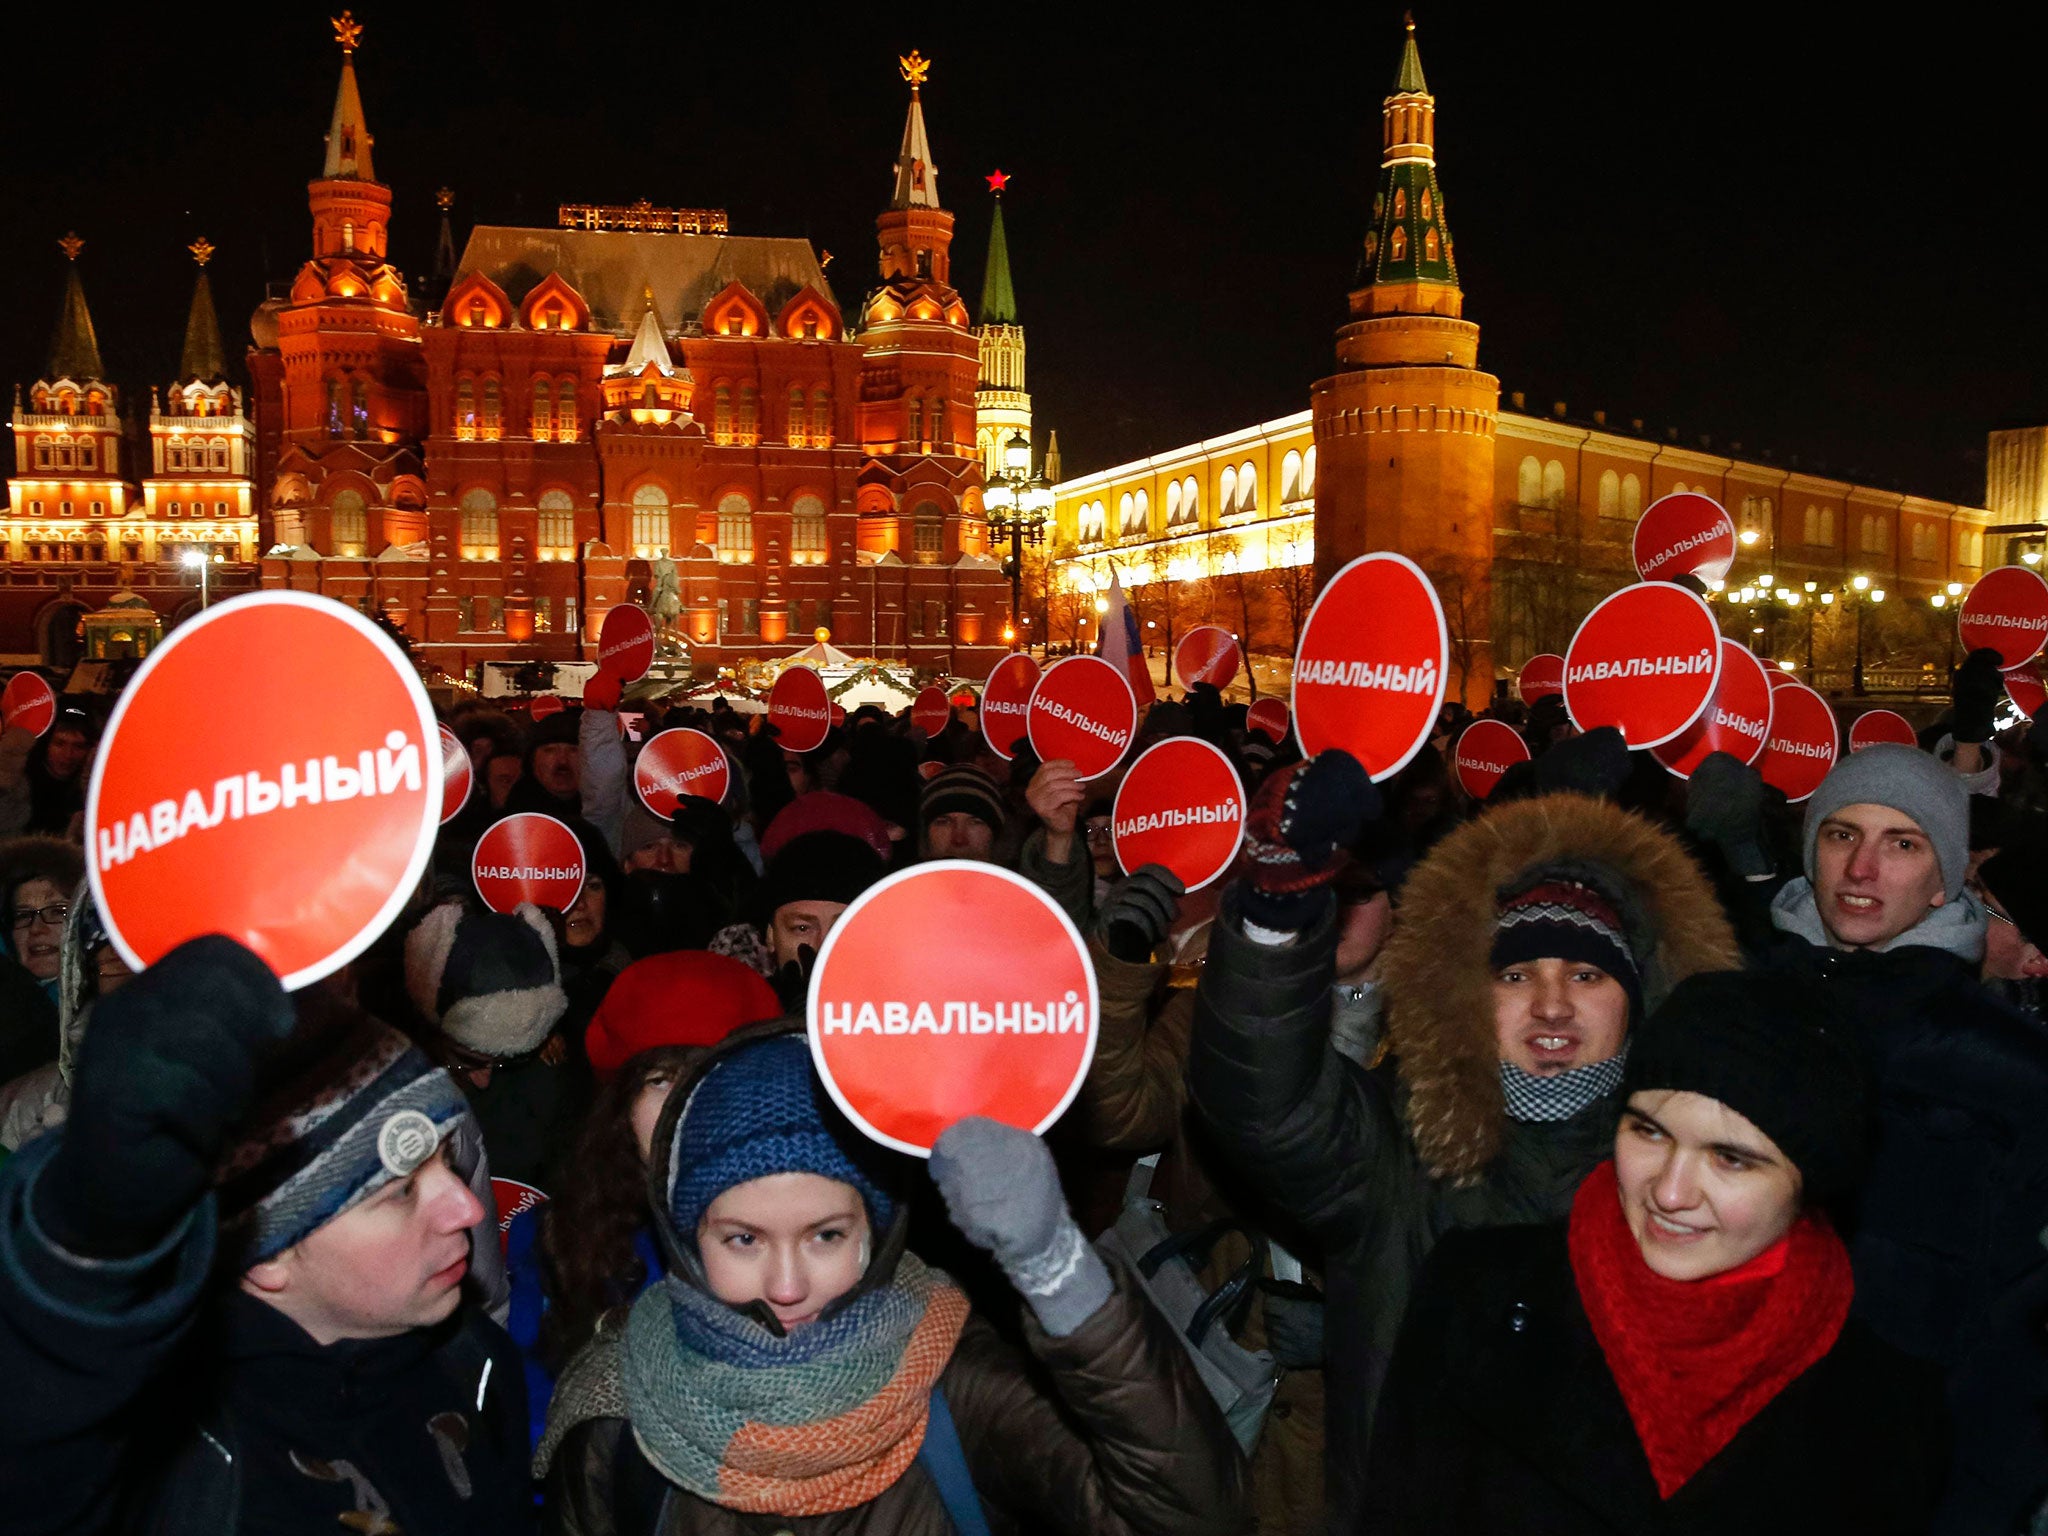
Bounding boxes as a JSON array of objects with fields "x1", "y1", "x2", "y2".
[{"x1": 1095, "y1": 566, "x2": 1155, "y2": 703}]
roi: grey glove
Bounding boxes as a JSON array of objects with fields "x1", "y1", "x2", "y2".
[
  {"x1": 930, "y1": 1116, "x2": 1113, "y2": 1337},
  {"x1": 1098, "y1": 864, "x2": 1185, "y2": 963},
  {"x1": 1686, "y1": 751, "x2": 1773, "y2": 879}
]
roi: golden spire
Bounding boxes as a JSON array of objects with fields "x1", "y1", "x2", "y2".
[
  {"x1": 188, "y1": 236, "x2": 215, "y2": 267},
  {"x1": 899, "y1": 50, "x2": 931, "y2": 88},
  {"x1": 57, "y1": 232, "x2": 83, "y2": 262},
  {"x1": 332, "y1": 10, "x2": 362, "y2": 55},
  {"x1": 436, "y1": 186, "x2": 454, "y2": 211}
]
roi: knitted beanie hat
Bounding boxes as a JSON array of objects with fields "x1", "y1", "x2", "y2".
[
  {"x1": 1802, "y1": 743, "x2": 1969, "y2": 901},
  {"x1": 760, "y1": 790, "x2": 896, "y2": 862},
  {"x1": 669, "y1": 1034, "x2": 895, "y2": 1238},
  {"x1": 584, "y1": 951, "x2": 783, "y2": 1081},
  {"x1": 215, "y1": 1008, "x2": 472, "y2": 1264},
  {"x1": 919, "y1": 764, "x2": 1006, "y2": 834},
  {"x1": 1490, "y1": 874, "x2": 1646, "y2": 1020},
  {"x1": 756, "y1": 831, "x2": 886, "y2": 923},
  {"x1": 404, "y1": 900, "x2": 568, "y2": 1060},
  {"x1": 1622, "y1": 970, "x2": 1869, "y2": 1204}
]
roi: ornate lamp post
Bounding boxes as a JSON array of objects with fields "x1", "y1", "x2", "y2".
[{"x1": 983, "y1": 431, "x2": 1053, "y2": 651}]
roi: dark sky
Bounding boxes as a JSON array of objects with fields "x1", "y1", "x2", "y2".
[{"x1": 2, "y1": 4, "x2": 2042, "y2": 507}]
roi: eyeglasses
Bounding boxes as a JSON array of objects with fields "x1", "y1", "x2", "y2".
[
  {"x1": 10, "y1": 903, "x2": 69, "y2": 931},
  {"x1": 1984, "y1": 902, "x2": 2016, "y2": 928},
  {"x1": 1083, "y1": 822, "x2": 1113, "y2": 844}
]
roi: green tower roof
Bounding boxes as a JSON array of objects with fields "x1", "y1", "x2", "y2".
[
  {"x1": 179, "y1": 269, "x2": 228, "y2": 383},
  {"x1": 1392, "y1": 13, "x2": 1428, "y2": 93},
  {"x1": 47, "y1": 264, "x2": 105, "y2": 383},
  {"x1": 1358, "y1": 160, "x2": 1457, "y2": 289},
  {"x1": 979, "y1": 193, "x2": 1018, "y2": 325}
]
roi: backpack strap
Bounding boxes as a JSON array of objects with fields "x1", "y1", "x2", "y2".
[{"x1": 916, "y1": 1384, "x2": 993, "y2": 1536}]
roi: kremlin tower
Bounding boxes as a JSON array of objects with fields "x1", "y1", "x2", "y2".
[{"x1": 973, "y1": 172, "x2": 1031, "y2": 479}]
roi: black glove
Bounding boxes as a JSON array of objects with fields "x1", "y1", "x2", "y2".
[
  {"x1": 1534, "y1": 725, "x2": 1630, "y2": 800},
  {"x1": 1098, "y1": 864, "x2": 1185, "y2": 963},
  {"x1": 1241, "y1": 750, "x2": 1381, "y2": 933},
  {"x1": 1953, "y1": 647, "x2": 2004, "y2": 746},
  {"x1": 37, "y1": 935, "x2": 293, "y2": 1259},
  {"x1": 1686, "y1": 751, "x2": 1773, "y2": 879}
]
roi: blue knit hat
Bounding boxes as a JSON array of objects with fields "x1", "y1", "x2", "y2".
[{"x1": 668, "y1": 1035, "x2": 895, "y2": 1238}]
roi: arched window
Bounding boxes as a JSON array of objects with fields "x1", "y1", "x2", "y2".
[
  {"x1": 212, "y1": 439, "x2": 229, "y2": 470},
  {"x1": 1804, "y1": 505, "x2": 1820, "y2": 545},
  {"x1": 537, "y1": 490, "x2": 575, "y2": 559},
  {"x1": 325, "y1": 378, "x2": 344, "y2": 437},
  {"x1": 810, "y1": 387, "x2": 832, "y2": 445},
  {"x1": 737, "y1": 385, "x2": 759, "y2": 444},
  {"x1": 790, "y1": 495, "x2": 828, "y2": 565},
  {"x1": 716, "y1": 494, "x2": 754, "y2": 563},
  {"x1": 930, "y1": 397, "x2": 947, "y2": 450},
  {"x1": 1820, "y1": 507, "x2": 1835, "y2": 546},
  {"x1": 1238, "y1": 462, "x2": 1258, "y2": 515},
  {"x1": 481, "y1": 378, "x2": 502, "y2": 441},
  {"x1": 330, "y1": 489, "x2": 368, "y2": 556},
  {"x1": 1219, "y1": 466, "x2": 1238, "y2": 517},
  {"x1": 1671, "y1": 480, "x2": 1689, "y2": 495},
  {"x1": 905, "y1": 397, "x2": 922, "y2": 450},
  {"x1": 788, "y1": 387, "x2": 807, "y2": 447},
  {"x1": 456, "y1": 379, "x2": 476, "y2": 440},
  {"x1": 1598, "y1": 469, "x2": 1621, "y2": 518},
  {"x1": 1621, "y1": 473, "x2": 1641, "y2": 518},
  {"x1": 351, "y1": 379, "x2": 368, "y2": 438},
  {"x1": 713, "y1": 385, "x2": 732, "y2": 444},
  {"x1": 1282, "y1": 450, "x2": 1304, "y2": 504},
  {"x1": 1541, "y1": 460, "x2": 1566, "y2": 511},
  {"x1": 1517, "y1": 456, "x2": 1542, "y2": 506},
  {"x1": 1302, "y1": 450, "x2": 1315, "y2": 498},
  {"x1": 1165, "y1": 481, "x2": 1182, "y2": 524},
  {"x1": 1183, "y1": 476, "x2": 1201, "y2": 521},
  {"x1": 1118, "y1": 492, "x2": 1138, "y2": 535},
  {"x1": 1135, "y1": 488, "x2": 1151, "y2": 529},
  {"x1": 78, "y1": 439, "x2": 96, "y2": 469},
  {"x1": 1424, "y1": 227, "x2": 1440, "y2": 261},
  {"x1": 913, "y1": 502, "x2": 944, "y2": 561},
  {"x1": 1389, "y1": 226, "x2": 1407, "y2": 261},
  {"x1": 631, "y1": 484, "x2": 671, "y2": 558},
  {"x1": 533, "y1": 378, "x2": 553, "y2": 441},
  {"x1": 1078, "y1": 500, "x2": 1106, "y2": 543},
  {"x1": 459, "y1": 488, "x2": 499, "y2": 560},
  {"x1": 1759, "y1": 496, "x2": 1774, "y2": 540}
]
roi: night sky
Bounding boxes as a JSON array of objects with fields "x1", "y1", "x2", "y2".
[{"x1": 2, "y1": 4, "x2": 2041, "y2": 507}]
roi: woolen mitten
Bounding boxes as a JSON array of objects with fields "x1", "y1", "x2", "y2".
[
  {"x1": 1097, "y1": 864, "x2": 1185, "y2": 963},
  {"x1": 583, "y1": 666, "x2": 623, "y2": 713},
  {"x1": 1952, "y1": 647, "x2": 2004, "y2": 745},
  {"x1": 1240, "y1": 749, "x2": 1380, "y2": 933},
  {"x1": 930, "y1": 1116, "x2": 1113, "y2": 1338},
  {"x1": 39, "y1": 935, "x2": 295, "y2": 1259},
  {"x1": 1686, "y1": 751, "x2": 1773, "y2": 879}
]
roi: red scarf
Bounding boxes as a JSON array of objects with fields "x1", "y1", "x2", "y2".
[{"x1": 1567, "y1": 1159, "x2": 1854, "y2": 1499}]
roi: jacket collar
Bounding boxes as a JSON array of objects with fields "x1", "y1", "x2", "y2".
[
  {"x1": 214, "y1": 1288, "x2": 457, "y2": 1425},
  {"x1": 1770, "y1": 877, "x2": 1986, "y2": 963}
]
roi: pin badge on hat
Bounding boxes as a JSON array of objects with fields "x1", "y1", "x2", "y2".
[{"x1": 378, "y1": 1109, "x2": 441, "y2": 1177}]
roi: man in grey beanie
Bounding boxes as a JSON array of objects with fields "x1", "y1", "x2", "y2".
[{"x1": 1759, "y1": 742, "x2": 2048, "y2": 1534}]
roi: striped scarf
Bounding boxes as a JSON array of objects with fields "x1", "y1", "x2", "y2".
[{"x1": 622, "y1": 1254, "x2": 970, "y2": 1515}]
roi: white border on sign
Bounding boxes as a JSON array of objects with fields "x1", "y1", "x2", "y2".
[
  {"x1": 597, "y1": 602, "x2": 656, "y2": 683},
  {"x1": 86, "y1": 590, "x2": 442, "y2": 992},
  {"x1": 1632, "y1": 491, "x2": 1737, "y2": 585},
  {"x1": 1759, "y1": 681, "x2": 1838, "y2": 804},
  {"x1": 1110, "y1": 735, "x2": 1248, "y2": 891},
  {"x1": 471, "y1": 811, "x2": 586, "y2": 915},
  {"x1": 437, "y1": 722, "x2": 473, "y2": 825},
  {"x1": 1452, "y1": 717, "x2": 1532, "y2": 799},
  {"x1": 1959, "y1": 565, "x2": 2048, "y2": 669},
  {"x1": 1562, "y1": 581, "x2": 1724, "y2": 750},
  {"x1": 1245, "y1": 695, "x2": 1290, "y2": 744},
  {"x1": 3, "y1": 671, "x2": 57, "y2": 738},
  {"x1": 1290, "y1": 550, "x2": 1449, "y2": 783},
  {"x1": 769, "y1": 664, "x2": 832, "y2": 754},
  {"x1": 1650, "y1": 638, "x2": 1775, "y2": 779},
  {"x1": 1517, "y1": 653, "x2": 1566, "y2": 705},
  {"x1": 980, "y1": 650, "x2": 1041, "y2": 760},
  {"x1": 911, "y1": 685, "x2": 953, "y2": 737},
  {"x1": 1172, "y1": 624, "x2": 1242, "y2": 691},
  {"x1": 805, "y1": 859, "x2": 1101, "y2": 1159},
  {"x1": 1025, "y1": 654, "x2": 1139, "y2": 782},
  {"x1": 632, "y1": 727, "x2": 730, "y2": 816}
]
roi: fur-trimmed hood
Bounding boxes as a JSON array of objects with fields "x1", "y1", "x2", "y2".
[{"x1": 1377, "y1": 793, "x2": 1739, "y2": 1184}]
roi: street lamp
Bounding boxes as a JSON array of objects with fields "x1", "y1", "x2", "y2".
[
  {"x1": 182, "y1": 548, "x2": 210, "y2": 609},
  {"x1": 984, "y1": 431, "x2": 1052, "y2": 654}
]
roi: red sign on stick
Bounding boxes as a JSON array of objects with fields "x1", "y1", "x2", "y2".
[
  {"x1": 1632, "y1": 492, "x2": 1738, "y2": 584},
  {"x1": 1111, "y1": 737, "x2": 1247, "y2": 891},
  {"x1": 1174, "y1": 626, "x2": 1242, "y2": 691},
  {"x1": 1562, "y1": 583, "x2": 1722, "y2": 748},
  {"x1": 980, "y1": 652, "x2": 1041, "y2": 759},
  {"x1": 808, "y1": 862, "x2": 1098, "y2": 1156},
  {"x1": 472, "y1": 812, "x2": 585, "y2": 914},
  {"x1": 1768, "y1": 668, "x2": 1800, "y2": 691},
  {"x1": 1959, "y1": 566, "x2": 2048, "y2": 669},
  {"x1": 86, "y1": 593, "x2": 440, "y2": 989},
  {"x1": 438, "y1": 723, "x2": 472, "y2": 825},
  {"x1": 1027, "y1": 655, "x2": 1138, "y2": 781},
  {"x1": 1849, "y1": 709, "x2": 1919, "y2": 751},
  {"x1": 1292, "y1": 553, "x2": 1449, "y2": 782},
  {"x1": 1651, "y1": 640, "x2": 1775, "y2": 779},
  {"x1": 2, "y1": 672, "x2": 57, "y2": 739},
  {"x1": 1453, "y1": 719, "x2": 1532, "y2": 800},
  {"x1": 1758, "y1": 682, "x2": 1839, "y2": 803},
  {"x1": 596, "y1": 604, "x2": 656, "y2": 683},
  {"x1": 634, "y1": 728, "x2": 731, "y2": 816},
  {"x1": 491, "y1": 1178, "x2": 548, "y2": 1256},
  {"x1": 911, "y1": 686, "x2": 952, "y2": 738},
  {"x1": 2006, "y1": 663, "x2": 2046, "y2": 719},
  {"x1": 768, "y1": 665, "x2": 832, "y2": 753},
  {"x1": 530, "y1": 695, "x2": 565, "y2": 722},
  {"x1": 1517, "y1": 654, "x2": 1566, "y2": 706},
  {"x1": 1245, "y1": 697, "x2": 1290, "y2": 745}
]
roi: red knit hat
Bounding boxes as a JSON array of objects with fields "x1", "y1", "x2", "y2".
[
  {"x1": 584, "y1": 951, "x2": 782, "y2": 1080},
  {"x1": 759, "y1": 791, "x2": 895, "y2": 862}
]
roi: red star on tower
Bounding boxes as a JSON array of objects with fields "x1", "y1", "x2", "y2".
[{"x1": 986, "y1": 169, "x2": 1010, "y2": 194}]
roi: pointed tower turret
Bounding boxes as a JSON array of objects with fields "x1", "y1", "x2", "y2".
[
  {"x1": 1044, "y1": 430, "x2": 1062, "y2": 485},
  {"x1": 149, "y1": 236, "x2": 257, "y2": 564},
  {"x1": 872, "y1": 51, "x2": 956, "y2": 287},
  {"x1": 1355, "y1": 10, "x2": 1456, "y2": 305},
  {"x1": 603, "y1": 288, "x2": 692, "y2": 423},
  {"x1": 305, "y1": 11, "x2": 399, "y2": 268},
  {"x1": 11, "y1": 234, "x2": 132, "y2": 548},
  {"x1": 426, "y1": 186, "x2": 458, "y2": 310},
  {"x1": 891, "y1": 52, "x2": 941, "y2": 210},
  {"x1": 974, "y1": 170, "x2": 1031, "y2": 477},
  {"x1": 178, "y1": 238, "x2": 229, "y2": 384},
  {"x1": 47, "y1": 234, "x2": 105, "y2": 385},
  {"x1": 323, "y1": 10, "x2": 375, "y2": 180}
]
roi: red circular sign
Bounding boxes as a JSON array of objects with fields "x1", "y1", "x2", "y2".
[
  {"x1": 1650, "y1": 640, "x2": 1774, "y2": 778},
  {"x1": 473, "y1": 812, "x2": 585, "y2": 913},
  {"x1": 1292, "y1": 553, "x2": 1449, "y2": 782},
  {"x1": 911, "y1": 686, "x2": 952, "y2": 737},
  {"x1": 1110, "y1": 737, "x2": 1247, "y2": 891},
  {"x1": 1562, "y1": 583, "x2": 1723, "y2": 749},
  {"x1": 86, "y1": 593, "x2": 439, "y2": 989},
  {"x1": 491, "y1": 1178, "x2": 548, "y2": 1256},
  {"x1": 1453, "y1": 718, "x2": 1532, "y2": 800},
  {"x1": 980, "y1": 652, "x2": 1040, "y2": 759},
  {"x1": 1632, "y1": 492, "x2": 1738, "y2": 584},
  {"x1": 597, "y1": 604, "x2": 656, "y2": 682},
  {"x1": 807, "y1": 862, "x2": 1098, "y2": 1156},
  {"x1": 1245, "y1": 697, "x2": 1290, "y2": 744},
  {"x1": 2006, "y1": 663, "x2": 2046, "y2": 719},
  {"x1": 1958, "y1": 566, "x2": 2048, "y2": 669},
  {"x1": 1848, "y1": 709, "x2": 1919, "y2": 751},
  {"x1": 769, "y1": 665, "x2": 832, "y2": 753},
  {"x1": 1758, "y1": 682, "x2": 1839, "y2": 803},
  {"x1": 1173, "y1": 626, "x2": 1242, "y2": 691},
  {"x1": 1026, "y1": 655, "x2": 1138, "y2": 782},
  {"x1": 1768, "y1": 668, "x2": 1801, "y2": 691},
  {"x1": 634, "y1": 728, "x2": 731, "y2": 816},
  {"x1": 1517, "y1": 654, "x2": 1566, "y2": 706},
  {"x1": 3, "y1": 672, "x2": 57, "y2": 739},
  {"x1": 438, "y1": 723, "x2": 472, "y2": 825},
  {"x1": 530, "y1": 694, "x2": 565, "y2": 722}
]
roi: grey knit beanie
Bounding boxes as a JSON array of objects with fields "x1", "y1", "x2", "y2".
[{"x1": 1802, "y1": 743, "x2": 1969, "y2": 901}]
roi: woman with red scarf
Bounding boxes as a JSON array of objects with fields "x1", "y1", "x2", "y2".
[{"x1": 1361, "y1": 970, "x2": 1947, "y2": 1534}]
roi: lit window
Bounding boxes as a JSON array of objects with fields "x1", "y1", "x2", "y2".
[
  {"x1": 1598, "y1": 469, "x2": 1620, "y2": 518},
  {"x1": 1390, "y1": 225, "x2": 1407, "y2": 261},
  {"x1": 788, "y1": 387, "x2": 807, "y2": 447},
  {"x1": 717, "y1": 494, "x2": 754, "y2": 563},
  {"x1": 331, "y1": 489, "x2": 368, "y2": 556},
  {"x1": 460, "y1": 488, "x2": 500, "y2": 560},
  {"x1": 556, "y1": 378, "x2": 577, "y2": 441},
  {"x1": 631, "y1": 484, "x2": 670, "y2": 557},
  {"x1": 714, "y1": 385, "x2": 732, "y2": 444},
  {"x1": 533, "y1": 378, "x2": 553, "y2": 442},
  {"x1": 1220, "y1": 466, "x2": 1238, "y2": 517},
  {"x1": 481, "y1": 378, "x2": 502, "y2": 441},
  {"x1": 456, "y1": 379, "x2": 476, "y2": 440},
  {"x1": 1621, "y1": 473, "x2": 1641, "y2": 518},
  {"x1": 537, "y1": 490, "x2": 575, "y2": 559},
  {"x1": 1541, "y1": 461, "x2": 1565, "y2": 511},
  {"x1": 913, "y1": 502, "x2": 944, "y2": 561},
  {"x1": 1282, "y1": 450, "x2": 1303, "y2": 505},
  {"x1": 810, "y1": 387, "x2": 832, "y2": 445},
  {"x1": 1238, "y1": 462, "x2": 1259, "y2": 515},
  {"x1": 790, "y1": 495, "x2": 828, "y2": 565},
  {"x1": 738, "y1": 385, "x2": 759, "y2": 445}
]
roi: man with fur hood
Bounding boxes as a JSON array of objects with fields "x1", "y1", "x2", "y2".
[{"x1": 1187, "y1": 748, "x2": 1738, "y2": 1533}]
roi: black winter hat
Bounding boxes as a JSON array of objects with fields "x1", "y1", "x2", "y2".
[
  {"x1": 529, "y1": 709, "x2": 581, "y2": 751},
  {"x1": 756, "y1": 831, "x2": 886, "y2": 921},
  {"x1": 1622, "y1": 970, "x2": 1869, "y2": 1204}
]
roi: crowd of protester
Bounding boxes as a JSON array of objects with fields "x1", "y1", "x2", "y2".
[{"x1": 2, "y1": 635, "x2": 2046, "y2": 1534}]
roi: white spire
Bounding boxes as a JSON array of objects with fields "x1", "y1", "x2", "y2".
[
  {"x1": 890, "y1": 52, "x2": 941, "y2": 210},
  {"x1": 615, "y1": 290, "x2": 675, "y2": 376},
  {"x1": 322, "y1": 15, "x2": 376, "y2": 181}
]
